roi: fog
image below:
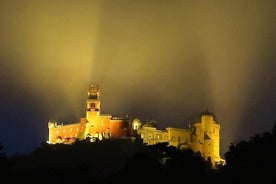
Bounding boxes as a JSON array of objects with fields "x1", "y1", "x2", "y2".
[{"x1": 0, "y1": 0, "x2": 275, "y2": 156}]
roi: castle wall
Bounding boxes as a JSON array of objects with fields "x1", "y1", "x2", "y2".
[
  {"x1": 211, "y1": 123, "x2": 221, "y2": 162},
  {"x1": 87, "y1": 115, "x2": 111, "y2": 139},
  {"x1": 166, "y1": 128, "x2": 190, "y2": 148},
  {"x1": 201, "y1": 115, "x2": 214, "y2": 133},
  {"x1": 86, "y1": 111, "x2": 100, "y2": 125},
  {"x1": 188, "y1": 123, "x2": 202, "y2": 153},
  {"x1": 138, "y1": 127, "x2": 157, "y2": 145},
  {"x1": 48, "y1": 122, "x2": 86, "y2": 144},
  {"x1": 109, "y1": 119, "x2": 129, "y2": 138}
]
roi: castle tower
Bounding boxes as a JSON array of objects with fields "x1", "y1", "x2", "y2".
[
  {"x1": 85, "y1": 84, "x2": 101, "y2": 137},
  {"x1": 86, "y1": 84, "x2": 100, "y2": 121},
  {"x1": 200, "y1": 111, "x2": 221, "y2": 167}
]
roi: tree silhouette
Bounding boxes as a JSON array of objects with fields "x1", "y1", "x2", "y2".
[
  {"x1": 0, "y1": 142, "x2": 10, "y2": 179},
  {"x1": 222, "y1": 122, "x2": 276, "y2": 182},
  {"x1": 4, "y1": 121, "x2": 276, "y2": 183}
]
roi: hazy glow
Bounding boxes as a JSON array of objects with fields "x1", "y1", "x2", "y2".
[
  {"x1": 0, "y1": 0, "x2": 276, "y2": 156},
  {"x1": 0, "y1": 1, "x2": 102, "y2": 118}
]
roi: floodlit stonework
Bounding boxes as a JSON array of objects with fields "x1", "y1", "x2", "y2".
[{"x1": 48, "y1": 84, "x2": 225, "y2": 168}]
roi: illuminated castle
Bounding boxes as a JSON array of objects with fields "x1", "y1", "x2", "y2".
[
  {"x1": 48, "y1": 84, "x2": 224, "y2": 168},
  {"x1": 133, "y1": 112, "x2": 225, "y2": 167},
  {"x1": 48, "y1": 84, "x2": 130, "y2": 144}
]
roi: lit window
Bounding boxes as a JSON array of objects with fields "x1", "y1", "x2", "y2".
[{"x1": 70, "y1": 128, "x2": 72, "y2": 132}]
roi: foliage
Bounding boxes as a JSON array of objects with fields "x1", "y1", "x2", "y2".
[
  {"x1": 2, "y1": 122, "x2": 276, "y2": 183},
  {"x1": 0, "y1": 142, "x2": 10, "y2": 179},
  {"x1": 222, "y1": 122, "x2": 276, "y2": 182}
]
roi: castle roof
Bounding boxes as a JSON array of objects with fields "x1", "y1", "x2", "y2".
[
  {"x1": 192, "y1": 109, "x2": 217, "y2": 123},
  {"x1": 200, "y1": 109, "x2": 214, "y2": 117}
]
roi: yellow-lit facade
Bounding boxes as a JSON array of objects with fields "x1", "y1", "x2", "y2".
[
  {"x1": 48, "y1": 84, "x2": 224, "y2": 168},
  {"x1": 134, "y1": 113, "x2": 225, "y2": 168}
]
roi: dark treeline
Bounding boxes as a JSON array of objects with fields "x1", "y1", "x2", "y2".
[
  {"x1": 1, "y1": 122, "x2": 276, "y2": 183},
  {"x1": 222, "y1": 121, "x2": 276, "y2": 183}
]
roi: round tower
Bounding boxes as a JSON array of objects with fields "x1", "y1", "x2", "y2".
[{"x1": 200, "y1": 110, "x2": 221, "y2": 168}]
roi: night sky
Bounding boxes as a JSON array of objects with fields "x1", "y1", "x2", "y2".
[{"x1": 0, "y1": 0, "x2": 275, "y2": 157}]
